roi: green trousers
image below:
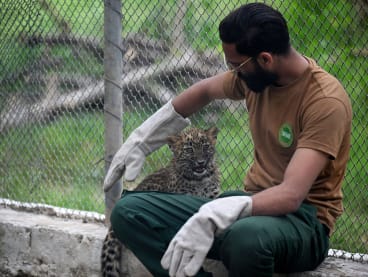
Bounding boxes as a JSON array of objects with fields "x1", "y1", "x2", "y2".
[{"x1": 111, "y1": 190, "x2": 329, "y2": 277}]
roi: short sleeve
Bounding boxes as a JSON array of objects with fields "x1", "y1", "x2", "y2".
[
  {"x1": 222, "y1": 71, "x2": 249, "y2": 100},
  {"x1": 298, "y1": 98, "x2": 351, "y2": 159}
]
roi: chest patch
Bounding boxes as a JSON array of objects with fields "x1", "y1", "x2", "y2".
[{"x1": 278, "y1": 123, "x2": 293, "y2": 147}]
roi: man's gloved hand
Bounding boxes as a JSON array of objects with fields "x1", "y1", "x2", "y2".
[
  {"x1": 103, "y1": 101, "x2": 190, "y2": 192},
  {"x1": 161, "y1": 196, "x2": 253, "y2": 277}
]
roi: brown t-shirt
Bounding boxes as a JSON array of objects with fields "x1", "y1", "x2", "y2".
[{"x1": 223, "y1": 57, "x2": 352, "y2": 235}]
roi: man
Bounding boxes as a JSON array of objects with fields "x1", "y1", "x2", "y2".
[{"x1": 104, "y1": 3, "x2": 352, "y2": 276}]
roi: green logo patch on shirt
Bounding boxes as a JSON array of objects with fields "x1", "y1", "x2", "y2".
[{"x1": 279, "y1": 123, "x2": 293, "y2": 147}]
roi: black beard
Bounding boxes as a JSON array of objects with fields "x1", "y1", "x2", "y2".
[{"x1": 237, "y1": 62, "x2": 279, "y2": 93}]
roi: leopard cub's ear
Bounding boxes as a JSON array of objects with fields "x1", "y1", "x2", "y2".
[
  {"x1": 167, "y1": 134, "x2": 180, "y2": 151},
  {"x1": 206, "y1": 127, "x2": 219, "y2": 143}
]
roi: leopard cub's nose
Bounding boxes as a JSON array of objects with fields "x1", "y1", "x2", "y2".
[{"x1": 196, "y1": 160, "x2": 206, "y2": 167}]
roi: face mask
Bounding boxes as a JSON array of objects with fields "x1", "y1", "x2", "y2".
[{"x1": 237, "y1": 60, "x2": 279, "y2": 93}]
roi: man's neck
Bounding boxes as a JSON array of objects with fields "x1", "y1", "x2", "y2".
[{"x1": 275, "y1": 48, "x2": 309, "y2": 87}]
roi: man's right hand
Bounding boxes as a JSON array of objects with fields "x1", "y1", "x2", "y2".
[
  {"x1": 103, "y1": 100, "x2": 190, "y2": 192},
  {"x1": 103, "y1": 137, "x2": 146, "y2": 192}
]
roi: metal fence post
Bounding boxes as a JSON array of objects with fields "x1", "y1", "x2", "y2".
[{"x1": 103, "y1": 0, "x2": 123, "y2": 225}]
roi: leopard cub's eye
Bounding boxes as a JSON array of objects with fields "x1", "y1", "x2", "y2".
[
  {"x1": 185, "y1": 141, "x2": 193, "y2": 147},
  {"x1": 183, "y1": 141, "x2": 194, "y2": 152}
]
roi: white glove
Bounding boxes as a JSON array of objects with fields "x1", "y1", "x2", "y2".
[
  {"x1": 103, "y1": 101, "x2": 190, "y2": 192},
  {"x1": 161, "y1": 196, "x2": 253, "y2": 277}
]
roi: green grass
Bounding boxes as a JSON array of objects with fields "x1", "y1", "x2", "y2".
[
  {"x1": 0, "y1": 107, "x2": 253, "y2": 211},
  {"x1": 0, "y1": 112, "x2": 106, "y2": 212},
  {"x1": 0, "y1": 105, "x2": 367, "y2": 253}
]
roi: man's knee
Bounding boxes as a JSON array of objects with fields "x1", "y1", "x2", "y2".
[
  {"x1": 221, "y1": 217, "x2": 273, "y2": 254},
  {"x1": 111, "y1": 191, "x2": 180, "y2": 244},
  {"x1": 111, "y1": 192, "x2": 139, "y2": 223},
  {"x1": 110, "y1": 192, "x2": 154, "y2": 242},
  {"x1": 110, "y1": 194, "x2": 133, "y2": 236},
  {"x1": 219, "y1": 218, "x2": 275, "y2": 276}
]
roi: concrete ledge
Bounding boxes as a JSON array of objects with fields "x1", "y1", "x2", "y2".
[
  {"x1": 0, "y1": 205, "x2": 367, "y2": 276},
  {"x1": 0, "y1": 207, "x2": 106, "y2": 277}
]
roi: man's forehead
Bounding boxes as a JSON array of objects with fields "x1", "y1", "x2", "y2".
[{"x1": 222, "y1": 43, "x2": 249, "y2": 62}]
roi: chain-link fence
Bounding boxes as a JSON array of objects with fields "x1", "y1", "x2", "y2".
[{"x1": 0, "y1": 0, "x2": 367, "y2": 261}]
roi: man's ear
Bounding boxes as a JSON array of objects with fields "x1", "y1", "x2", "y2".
[{"x1": 257, "y1": 52, "x2": 273, "y2": 68}]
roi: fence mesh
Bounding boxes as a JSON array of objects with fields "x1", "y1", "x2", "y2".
[{"x1": 0, "y1": 0, "x2": 367, "y2": 261}]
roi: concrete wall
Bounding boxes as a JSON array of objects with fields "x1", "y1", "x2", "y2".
[{"x1": 0, "y1": 199, "x2": 367, "y2": 277}]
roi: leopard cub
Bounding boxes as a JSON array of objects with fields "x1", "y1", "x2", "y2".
[{"x1": 101, "y1": 127, "x2": 221, "y2": 277}]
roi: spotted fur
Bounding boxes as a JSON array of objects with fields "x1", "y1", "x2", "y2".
[{"x1": 101, "y1": 127, "x2": 220, "y2": 277}]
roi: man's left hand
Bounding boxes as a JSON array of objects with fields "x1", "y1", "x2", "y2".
[
  {"x1": 161, "y1": 196, "x2": 253, "y2": 276},
  {"x1": 161, "y1": 210, "x2": 215, "y2": 276}
]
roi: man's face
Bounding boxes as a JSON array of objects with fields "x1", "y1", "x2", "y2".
[
  {"x1": 222, "y1": 43, "x2": 279, "y2": 93},
  {"x1": 237, "y1": 60, "x2": 279, "y2": 93}
]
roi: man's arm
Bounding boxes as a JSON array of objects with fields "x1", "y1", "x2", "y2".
[
  {"x1": 172, "y1": 72, "x2": 229, "y2": 117},
  {"x1": 251, "y1": 147, "x2": 329, "y2": 216}
]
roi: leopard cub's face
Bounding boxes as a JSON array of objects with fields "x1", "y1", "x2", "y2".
[{"x1": 168, "y1": 127, "x2": 219, "y2": 180}]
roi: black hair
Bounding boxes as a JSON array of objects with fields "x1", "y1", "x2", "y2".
[{"x1": 219, "y1": 3, "x2": 291, "y2": 56}]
